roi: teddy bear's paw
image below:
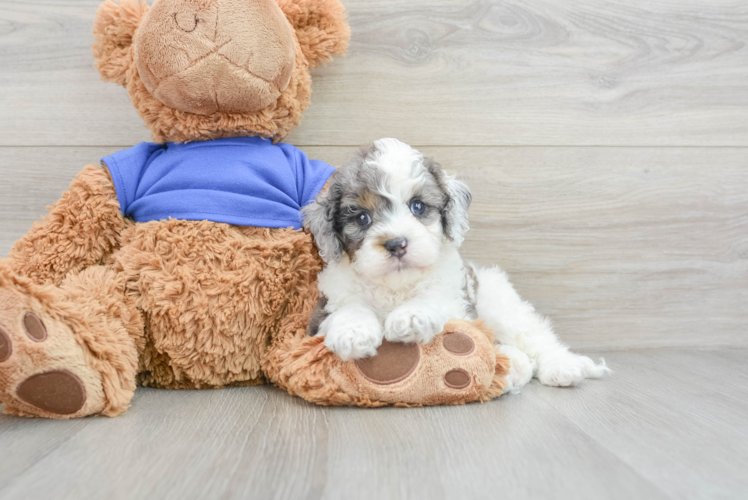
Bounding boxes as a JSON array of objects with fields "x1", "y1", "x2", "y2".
[
  {"x1": 0, "y1": 286, "x2": 106, "y2": 418},
  {"x1": 497, "y1": 345, "x2": 535, "y2": 394},
  {"x1": 354, "y1": 336, "x2": 475, "y2": 389},
  {"x1": 341, "y1": 324, "x2": 499, "y2": 406},
  {"x1": 536, "y1": 349, "x2": 611, "y2": 387}
]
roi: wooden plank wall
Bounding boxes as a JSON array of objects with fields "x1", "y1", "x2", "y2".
[{"x1": 0, "y1": 0, "x2": 746, "y2": 349}]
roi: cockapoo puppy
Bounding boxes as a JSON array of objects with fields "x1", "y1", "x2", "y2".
[{"x1": 302, "y1": 138, "x2": 609, "y2": 392}]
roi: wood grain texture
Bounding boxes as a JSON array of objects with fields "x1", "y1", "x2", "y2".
[
  {"x1": 1, "y1": 146, "x2": 745, "y2": 350},
  {"x1": 0, "y1": 349, "x2": 745, "y2": 500},
  {"x1": 531, "y1": 348, "x2": 748, "y2": 500},
  {"x1": 0, "y1": 0, "x2": 747, "y2": 146}
]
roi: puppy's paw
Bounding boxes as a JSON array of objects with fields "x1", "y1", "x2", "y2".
[
  {"x1": 536, "y1": 350, "x2": 611, "y2": 387},
  {"x1": 497, "y1": 345, "x2": 535, "y2": 394},
  {"x1": 384, "y1": 305, "x2": 444, "y2": 344},
  {"x1": 319, "y1": 307, "x2": 383, "y2": 361}
]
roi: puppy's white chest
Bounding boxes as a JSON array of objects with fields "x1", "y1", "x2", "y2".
[
  {"x1": 360, "y1": 284, "x2": 420, "y2": 319},
  {"x1": 318, "y1": 245, "x2": 470, "y2": 323}
]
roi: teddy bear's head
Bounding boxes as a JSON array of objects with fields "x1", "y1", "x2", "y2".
[{"x1": 92, "y1": 0, "x2": 349, "y2": 143}]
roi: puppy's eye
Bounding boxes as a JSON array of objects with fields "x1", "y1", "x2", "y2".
[
  {"x1": 410, "y1": 200, "x2": 426, "y2": 216},
  {"x1": 356, "y1": 213, "x2": 372, "y2": 227}
]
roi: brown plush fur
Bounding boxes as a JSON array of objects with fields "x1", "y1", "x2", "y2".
[
  {"x1": 277, "y1": 0, "x2": 350, "y2": 69},
  {"x1": 92, "y1": 0, "x2": 349, "y2": 143},
  {"x1": 112, "y1": 219, "x2": 324, "y2": 389},
  {"x1": 134, "y1": 0, "x2": 297, "y2": 116},
  {"x1": 0, "y1": 166, "x2": 326, "y2": 416},
  {"x1": 9, "y1": 165, "x2": 128, "y2": 286}
]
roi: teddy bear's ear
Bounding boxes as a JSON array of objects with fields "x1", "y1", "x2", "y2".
[
  {"x1": 278, "y1": 0, "x2": 351, "y2": 69},
  {"x1": 92, "y1": 0, "x2": 150, "y2": 86}
]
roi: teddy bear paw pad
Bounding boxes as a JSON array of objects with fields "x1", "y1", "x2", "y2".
[
  {"x1": 0, "y1": 287, "x2": 103, "y2": 418},
  {"x1": 442, "y1": 331, "x2": 475, "y2": 356},
  {"x1": 444, "y1": 368, "x2": 471, "y2": 389},
  {"x1": 355, "y1": 340, "x2": 419, "y2": 384},
  {"x1": 17, "y1": 370, "x2": 86, "y2": 415},
  {"x1": 0, "y1": 327, "x2": 11, "y2": 362},
  {"x1": 442, "y1": 332, "x2": 476, "y2": 389},
  {"x1": 0, "y1": 313, "x2": 48, "y2": 359},
  {"x1": 23, "y1": 312, "x2": 47, "y2": 342}
]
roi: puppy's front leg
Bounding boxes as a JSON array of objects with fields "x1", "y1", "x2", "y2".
[
  {"x1": 384, "y1": 301, "x2": 447, "y2": 345},
  {"x1": 318, "y1": 304, "x2": 383, "y2": 361}
]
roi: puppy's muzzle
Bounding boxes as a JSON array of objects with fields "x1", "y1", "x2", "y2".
[{"x1": 384, "y1": 238, "x2": 408, "y2": 258}]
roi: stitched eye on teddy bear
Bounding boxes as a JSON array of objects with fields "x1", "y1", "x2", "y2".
[{"x1": 173, "y1": 12, "x2": 199, "y2": 32}]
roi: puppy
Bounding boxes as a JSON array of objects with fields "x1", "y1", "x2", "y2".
[{"x1": 302, "y1": 138, "x2": 609, "y2": 391}]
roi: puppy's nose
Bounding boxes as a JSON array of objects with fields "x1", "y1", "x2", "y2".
[{"x1": 384, "y1": 238, "x2": 408, "y2": 258}]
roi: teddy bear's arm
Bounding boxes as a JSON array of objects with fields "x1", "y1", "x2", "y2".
[
  {"x1": 277, "y1": 0, "x2": 350, "y2": 68},
  {"x1": 8, "y1": 165, "x2": 126, "y2": 286}
]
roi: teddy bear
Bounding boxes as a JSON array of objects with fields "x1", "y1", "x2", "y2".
[{"x1": 0, "y1": 0, "x2": 510, "y2": 419}]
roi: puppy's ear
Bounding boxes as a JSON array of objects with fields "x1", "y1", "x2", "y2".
[
  {"x1": 92, "y1": 0, "x2": 150, "y2": 86},
  {"x1": 443, "y1": 176, "x2": 472, "y2": 246},
  {"x1": 424, "y1": 157, "x2": 472, "y2": 246},
  {"x1": 302, "y1": 177, "x2": 344, "y2": 263},
  {"x1": 278, "y1": 0, "x2": 350, "y2": 69}
]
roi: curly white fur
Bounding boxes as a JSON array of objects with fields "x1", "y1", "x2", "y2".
[{"x1": 306, "y1": 138, "x2": 611, "y2": 391}]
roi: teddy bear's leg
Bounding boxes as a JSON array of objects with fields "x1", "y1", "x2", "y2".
[
  {"x1": 0, "y1": 262, "x2": 142, "y2": 418},
  {"x1": 474, "y1": 265, "x2": 611, "y2": 387}
]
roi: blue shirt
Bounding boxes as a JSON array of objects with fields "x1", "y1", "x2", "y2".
[{"x1": 101, "y1": 137, "x2": 334, "y2": 229}]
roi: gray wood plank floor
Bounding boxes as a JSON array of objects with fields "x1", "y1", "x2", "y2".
[
  {"x1": 1, "y1": 0, "x2": 746, "y2": 498},
  {"x1": 0, "y1": 349, "x2": 744, "y2": 500}
]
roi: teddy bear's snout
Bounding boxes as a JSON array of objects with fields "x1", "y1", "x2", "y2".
[{"x1": 134, "y1": 0, "x2": 296, "y2": 116}]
